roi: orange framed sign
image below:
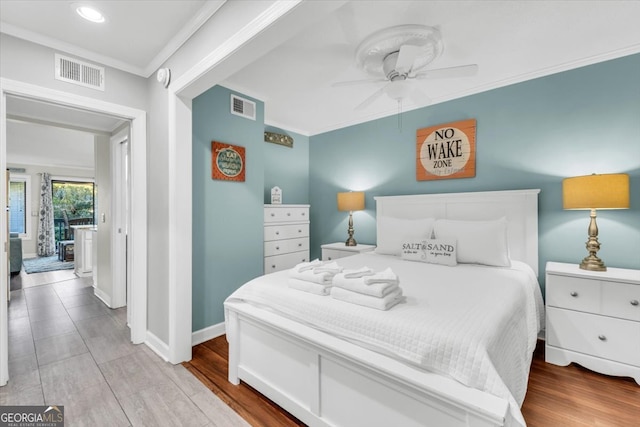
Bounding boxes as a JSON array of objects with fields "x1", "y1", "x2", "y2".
[
  {"x1": 212, "y1": 141, "x2": 245, "y2": 182},
  {"x1": 416, "y1": 119, "x2": 476, "y2": 181}
]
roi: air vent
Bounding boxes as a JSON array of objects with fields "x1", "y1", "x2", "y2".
[
  {"x1": 55, "y1": 54, "x2": 105, "y2": 91},
  {"x1": 230, "y1": 94, "x2": 256, "y2": 121}
]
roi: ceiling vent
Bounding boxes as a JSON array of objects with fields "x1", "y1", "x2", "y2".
[
  {"x1": 230, "y1": 94, "x2": 256, "y2": 121},
  {"x1": 55, "y1": 54, "x2": 105, "y2": 91}
]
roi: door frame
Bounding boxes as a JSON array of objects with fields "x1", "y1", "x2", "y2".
[{"x1": 0, "y1": 78, "x2": 147, "y2": 385}]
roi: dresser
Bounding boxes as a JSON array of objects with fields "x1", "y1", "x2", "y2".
[
  {"x1": 264, "y1": 204, "x2": 310, "y2": 274},
  {"x1": 321, "y1": 242, "x2": 375, "y2": 261},
  {"x1": 545, "y1": 262, "x2": 640, "y2": 384}
]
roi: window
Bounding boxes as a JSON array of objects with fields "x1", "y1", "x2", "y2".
[
  {"x1": 8, "y1": 174, "x2": 31, "y2": 238},
  {"x1": 52, "y1": 179, "x2": 95, "y2": 242}
]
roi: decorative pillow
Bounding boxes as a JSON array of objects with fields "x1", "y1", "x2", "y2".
[
  {"x1": 400, "y1": 239, "x2": 429, "y2": 262},
  {"x1": 375, "y1": 217, "x2": 435, "y2": 256},
  {"x1": 425, "y1": 239, "x2": 458, "y2": 266},
  {"x1": 400, "y1": 239, "x2": 457, "y2": 267},
  {"x1": 433, "y1": 218, "x2": 511, "y2": 267}
]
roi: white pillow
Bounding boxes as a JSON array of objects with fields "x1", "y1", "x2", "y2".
[
  {"x1": 433, "y1": 218, "x2": 511, "y2": 267},
  {"x1": 400, "y1": 239, "x2": 428, "y2": 262},
  {"x1": 425, "y1": 239, "x2": 458, "y2": 267},
  {"x1": 400, "y1": 238, "x2": 458, "y2": 267},
  {"x1": 376, "y1": 217, "x2": 435, "y2": 256}
]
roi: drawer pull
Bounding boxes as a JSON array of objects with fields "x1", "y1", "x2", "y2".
[
  {"x1": 275, "y1": 246, "x2": 280, "y2": 250},
  {"x1": 298, "y1": 229, "x2": 302, "y2": 233},
  {"x1": 327, "y1": 257, "x2": 332, "y2": 260},
  {"x1": 287, "y1": 212, "x2": 291, "y2": 216},
  {"x1": 301, "y1": 212, "x2": 306, "y2": 216},
  {"x1": 298, "y1": 243, "x2": 302, "y2": 247},
  {"x1": 271, "y1": 213, "x2": 275, "y2": 217},
  {"x1": 271, "y1": 265, "x2": 276, "y2": 269},
  {"x1": 570, "y1": 291, "x2": 578, "y2": 297},
  {"x1": 275, "y1": 231, "x2": 280, "y2": 235},
  {"x1": 631, "y1": 300, "x2": 639, "y2": 306},
  {"x1": 598, "y1": 335, "x2": 607, "y2": 341}
]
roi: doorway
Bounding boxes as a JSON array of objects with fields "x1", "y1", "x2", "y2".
[{"x1": 0, "y1": 79, "x2": 148, "y2": 386}]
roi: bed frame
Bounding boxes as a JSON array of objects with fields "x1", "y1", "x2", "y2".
[{"x1": 225, "y1": 189, "x2": 540, "y2": 427}]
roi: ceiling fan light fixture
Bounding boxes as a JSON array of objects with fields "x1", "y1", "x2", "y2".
[{"x1": 74, "y1": 4, "x2": 106, "y2": 23}]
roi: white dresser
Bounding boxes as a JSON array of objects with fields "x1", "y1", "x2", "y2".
[
  {"x1": 545, "y1": 261, "x2": 640, "y2": 384},
  {"x1": 264, "y1": 204, "x2": 310, "y2": 274}
]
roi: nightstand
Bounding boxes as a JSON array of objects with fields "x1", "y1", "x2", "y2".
[
  {"x1": 545, "y1": 261, "x2": 640, "y2": 384},
  {"x1": 321, "y1": 242, "x2": 375, "y2": 261}
]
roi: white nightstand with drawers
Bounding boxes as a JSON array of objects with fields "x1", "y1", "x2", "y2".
[
  {"x1": 321, "y1": 242, "x2": 376, "y2": 261},
  {"x1": 545, "y1": 261, "x2": 640, "y2": 384},
  {"x1": 264, "y1": 204, "x2": 310, "y2": 274}
]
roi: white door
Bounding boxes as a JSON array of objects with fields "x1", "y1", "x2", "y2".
[{"x1": 111, "y1": 128, "x2": 129, "y2": 312}]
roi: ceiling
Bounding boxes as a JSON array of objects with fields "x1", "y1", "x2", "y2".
[{"x1": 1, "y1": 1, "x2": 640, "y2": 137}]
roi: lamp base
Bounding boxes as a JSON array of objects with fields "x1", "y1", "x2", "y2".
[
  {"x1": 345, "y1": 237, "x2": 357, "y2": 247},
  {"x1": 579, "y1": 255, "x2": 606, "y2": 272}
]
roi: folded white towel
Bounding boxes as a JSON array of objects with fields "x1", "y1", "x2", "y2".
[
  {"x1": 288, "y1": 278, "x2": 331, "y2": 296},
  {"x1": 332, "y1": 274, "x2": 399, "y2": 297},
  {"x1": 343, "y1": 266, "x2": 374, "y2": 278},
  {"x1": 330, "y1": 286, "x2": 404, "y2": 311},
  {"x1": 289, "y1": 269, "x2": 335, "y2": 285},
  {"x1": 293, "y1": 259, "x2": 322, "y2": 273},
  {"x1": 364, "y1": 267, "x2": 398, "y2": 286},
  {"x1": 313, "y1": 261, "x2": 343, "y2": 274}
]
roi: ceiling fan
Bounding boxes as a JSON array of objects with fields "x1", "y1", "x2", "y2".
[{"x1": 334, "y1": 25, "x2": 478, "y2": 110}]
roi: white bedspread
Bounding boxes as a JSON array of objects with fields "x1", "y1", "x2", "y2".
[{"x1": 225, "y1": 253, "x2": 544, "y2": 427}]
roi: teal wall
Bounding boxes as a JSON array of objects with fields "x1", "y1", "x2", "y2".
[
  {"x1": 264, "y1": 126, "x2": 309, "y2": 204},
  {"x1": 192, "y1": 87, "x2": 310, "y2": 330},
  {"x1": 192, "y1": 86, "x2": 266, "y2": 331},
  {"x1": 309, "y1": 54, "x2": 640, "y2": 292}
]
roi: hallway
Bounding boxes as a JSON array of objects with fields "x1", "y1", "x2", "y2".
[{"x1": 2, "y1": 270, "x2": 248, "y2": 426}]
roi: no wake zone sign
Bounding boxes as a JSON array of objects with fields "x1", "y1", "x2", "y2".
[{"x1": 416, "y1": 119, "x2": 476, "y2": 181}]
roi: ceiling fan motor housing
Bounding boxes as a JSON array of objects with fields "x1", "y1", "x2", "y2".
[{"x1": 356, "y1": 24, "x2": 444, "y2": 78}]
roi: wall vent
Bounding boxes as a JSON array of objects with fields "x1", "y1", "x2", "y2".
[
  {"x1": 230, "y1": 94, "x2": 256, "y2": 121},
  {"x1": 55, "y1": 54, "x2": 105, "y2": 91}
]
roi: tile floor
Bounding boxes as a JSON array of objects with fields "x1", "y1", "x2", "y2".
[{"x1": 2, "y1": 270, "x2": 249, "y2": 427}]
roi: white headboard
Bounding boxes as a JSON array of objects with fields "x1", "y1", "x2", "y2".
[{"x1": 374, "y1": 189, "x2": 541, "y2": 276}]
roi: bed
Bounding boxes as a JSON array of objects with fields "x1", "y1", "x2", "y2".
[{"x1": 224, "y1": 189, "x2": 543, "y2": 427}]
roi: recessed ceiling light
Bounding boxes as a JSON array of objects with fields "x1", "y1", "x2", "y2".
[{"x1": 75, "y1": 5, "x2": 106, "y2": 23}]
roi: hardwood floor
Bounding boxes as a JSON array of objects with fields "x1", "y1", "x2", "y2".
[{"x1": 184, "y1": 336, "x2": 640, "y2": 427}]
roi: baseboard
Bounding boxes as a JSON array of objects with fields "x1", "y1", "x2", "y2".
[
  {"x1": 145, "y1": 330, "x2": 170, "y2": 362},
  {"x1": 93, "y1": 287, "x2": 112, "y2": 308},
  {"x1": 192, "y1": 322, "x2": 226, "y2": 346}
]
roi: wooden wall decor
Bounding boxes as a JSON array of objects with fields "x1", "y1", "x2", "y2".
[
  {"x1": 416, "y1": 119, "x2": 476, "y2": 181},
  {"x1": 212, "y1": 141, "x2": 245, "y2": 182}
]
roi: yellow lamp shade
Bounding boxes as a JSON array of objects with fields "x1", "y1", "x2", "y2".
[
  {"x1": 337, "y1": 191, "x2": 365, "y2": 212},
  {"x1": 563, "y1": 173, "x2": 629, "y2": 210}
]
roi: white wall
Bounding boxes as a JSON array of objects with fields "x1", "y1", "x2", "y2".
[{"x1": 0, "y1": 34, "x2": 147, "y2": 110}]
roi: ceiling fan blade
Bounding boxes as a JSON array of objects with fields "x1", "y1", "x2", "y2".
[
  {"x1": 395, "y1": 44, "x2": 423, "y2": 74},
  {"x1": 355, "y1": 84, "x2": 389, "y2": 110},
  {"x1": 412, "y1": 64, "x2": 479, "y2": 79},
  {"x1": 331, "y1": 78, "x2": 387, "y2": 87}
]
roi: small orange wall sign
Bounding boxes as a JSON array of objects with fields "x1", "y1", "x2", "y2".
[
  {"x1": 212, "y1": 141, "x2": 245, "y2": 182},
  {"x1": 416, "y1": 119, "x2": 476, "y2": 181}
]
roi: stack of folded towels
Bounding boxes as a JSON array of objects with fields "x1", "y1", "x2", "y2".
[
  {"x1": 331, "y1": 267, "x2": 403, "y2": 311},
  {"x1": 288, "y1": 259, "x2": 343, "y2": 295}
]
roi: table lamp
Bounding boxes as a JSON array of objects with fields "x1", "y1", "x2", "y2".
[
  {"x1": 337, "y1": 191, "x2": 365, "y2": 246},
  {"x1": 563, "y1": 173, "x2": 629, "y2": 271}
]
